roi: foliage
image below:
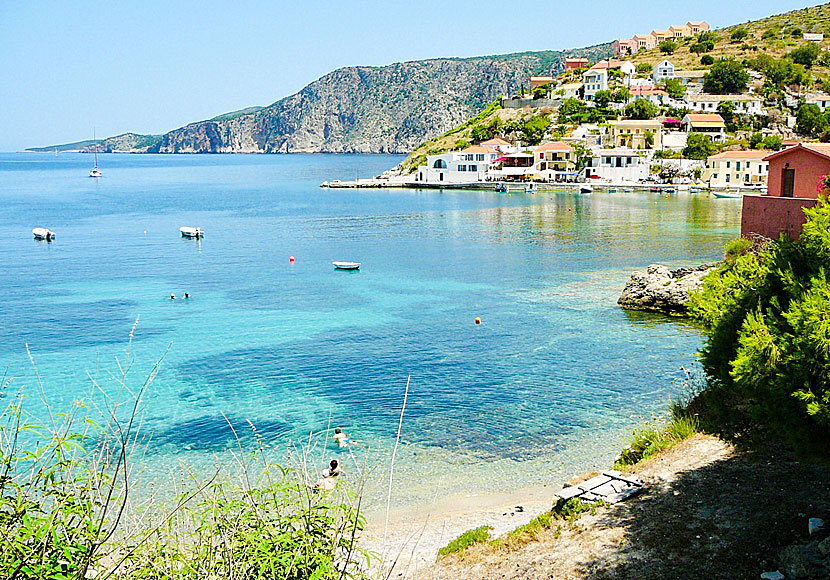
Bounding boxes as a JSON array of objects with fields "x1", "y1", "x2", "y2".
[
  {"x1": 612, "y1": 87, "x2": 630, "y2": 103},
  {"x1": 682, "y1": 133, "x2": 720, "y2": 159},
  {"x1": 470, "y1": 117, "x2": 503, "y2": 143},
  {"x1": 701, "y1": 54, "x2": 715, "y2": 66},
  {"x1": 724, "y1": 237, "x2": 754, "y2": 261},
  {"x1": 532, "y1": 83, "x2": 551, "y2": 100},
  {"x1": 636, "y1": 62, "x2": 652, "y2": 74},
  {"x1": 704, "y1": 59, "x2": 749, "y2": 94},
  {"x1": 659, "y1": 40, "x2": 678, "y2": 55},
  {"x1": 506, "y1": 113, "x2": 552, "y2": 146},
  {"x1": 663, "y1": 78, "x2": 685, "y2": 99},
  {"x1": 489, "y1": 498, "x2": 594, "y2": 552},
  {"x1": 688, "y1": 200, "x2": 830, "y2": 454},
  {"x1": 614, "y1": 411, "x2": 700, "y2": 469},
  {"x1": 747, "y1": 131, "x2": 763, "y2": 149},
  {"x1": 796, "y1": 103, "x2": 827, "y2": 136},
  {"x1": 558, "y1": 98, "x2": 587, "y2": 124},
  {"x1": 763, "y1": 135, "x2": 783, "y2": 150},
  {"x1": 438, "y1": 526, "x2": 493, "y2": 557},
  {"x1": 593, "y1": 90, "x2": 614, "y2": 108},
  {"x1": 788, "y1": 43, "x2": 821, "y2": 68},
  {"x1": 691, "y1": 33, "x2": 716, "y2": 54},
  {"x1": 624, "y1": 99, "x2": 659, "y2": 120}
]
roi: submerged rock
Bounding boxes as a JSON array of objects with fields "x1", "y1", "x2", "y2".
[{"x1": 618, "y1": 264, "x2": 715, "y2": 315}]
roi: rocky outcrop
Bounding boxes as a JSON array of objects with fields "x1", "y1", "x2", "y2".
[{"x1": 618, "y1": 264, "x2": 715, "y2": 315}]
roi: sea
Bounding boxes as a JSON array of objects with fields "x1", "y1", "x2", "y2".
[{"x1": 0, "y1": 152, "x2": 742, "y2": 513}]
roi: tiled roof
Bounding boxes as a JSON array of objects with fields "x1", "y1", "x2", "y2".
[
  {"x1": 535, "y1": 141, "x2": 574, "y2": 152},
  {"x1": 708, "y1": 150, "x2": 771, "y2": 160},
  {"x1": 460, "y1": 145, "x2": 497, "y2": 154},
  {"x1": 683, "y1": 113, "x2": 725, "y2": 125},
  {"x1": 480, "y1": 138, "x2": 511, "y2": 146}
]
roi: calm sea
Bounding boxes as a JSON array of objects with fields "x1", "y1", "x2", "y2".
[{"x1": 0, "y1": 152, "x2": 741, "y2": 510}]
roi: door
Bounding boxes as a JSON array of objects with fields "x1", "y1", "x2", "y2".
[{"x1": 782, "y1": 169, "x2": 795, "y2": 197}]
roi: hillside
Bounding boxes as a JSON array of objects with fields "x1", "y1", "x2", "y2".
[{"x1": 27, "y1": 46, "x2": 611, "y2": 155}]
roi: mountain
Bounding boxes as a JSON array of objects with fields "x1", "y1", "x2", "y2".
[{"x1": 28, "y1": 45, "x2": 611, "y2": 155}]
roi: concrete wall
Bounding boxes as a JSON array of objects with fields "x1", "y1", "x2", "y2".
[
  {"x1": 767, "y1": 148, "x2": 830, "y2": 198},
  {"x1": 741, "y1": 194, "x2": 817, "y2": 240}
]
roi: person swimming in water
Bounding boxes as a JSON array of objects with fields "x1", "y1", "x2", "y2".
[{"x1": 333, "y1": 427, "x2": 350, "y2": 448}]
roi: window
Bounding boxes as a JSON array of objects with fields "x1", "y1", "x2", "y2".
[
  {"x1": 476, "y1": 154, "x2": 485, "y2": 161},
  {"x1": 433, "y1": 159, "x2": 447, "y2": 169},
  {"x1": 736, "y1": 162, "x2": 741, "y2": 170},
  {"x1": 470, "y1": 165, "x2": 478, "y2": 172},
  {"x1": 458, "y1": 165, "x2": 465, "y2": 172},
  {"x1": 726, "y1": 161, "x2": 731, "y2": 168},
  {"x1": 726, "y1": 174, "x2": 730, "y2": 183}
]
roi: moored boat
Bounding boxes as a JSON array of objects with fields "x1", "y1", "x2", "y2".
[
  {"x1": 333, "y1": 261, "x2": 360, "y2": 270},
  {"x1": 180, "y1": 226, "x2": 204, "y2": 238},
  {"x1": 712, "y1": 190, "x2": 742, "y2": 199},
  {"x1": 579, "y1": 184, "x2": 593, "y2": 194},
  {"x1": 495, "y1": 183, "x2": 507, "y2": 193},
  {"x1": 32, "y1": 227, "x2": 55, "y2": 241}
]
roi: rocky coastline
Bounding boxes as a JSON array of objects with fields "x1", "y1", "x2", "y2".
[{"x1": 618, "y1": 263, "x2": 716, "y2": 315}]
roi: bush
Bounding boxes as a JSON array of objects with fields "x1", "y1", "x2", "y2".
[
  {"x1": 762, "y1": 28, "x2": 778, "y2": 40},
  {"x1": 788, "y1": 43, "x2": 820, "y2": 68},
  {"x1": 438, "y1": 526, "x2": 493, "y2": 557},
  {"x1": 701, "y1": 54, "x2": 715, "y2": 65},
  {"x1": 731, "y1": 28, "x2": 749, "y2": 42},
  {"x1": 614, "y1": 411, "x2": 699, "y2": 469},
  {"x1": 762, "y1": 135, "x2": 783, "y2": 150},
  {"x1": 724, "y1": 237, "x2": 753, "y2": 261},
  {"x1": 624, "y1": 99, "x2": 659, "y2": 120},
  {"x1": 688, "y1": 200, "x2": 830, "y2": 455},
  {"x1": 636, "y1": 62, "x2": 653, "y2": 74},
  {"x1": 704, "y1": 58, "x2": 749, "y2": 94},
  {"x1": 659, "y1": 40, "x2": 678, "y2": 54},
  {"x1": 682, "y1": 133, "x2": 719, "y2": 159}
]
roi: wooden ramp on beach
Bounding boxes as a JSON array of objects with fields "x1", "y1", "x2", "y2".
[{"x1": 555, "y1": 470, "x2": 643, "y2": 504}]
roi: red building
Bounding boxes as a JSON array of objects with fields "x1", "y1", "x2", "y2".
[
  {"x1": 741, "y1": 143, "x2": 829, "y2": 240},
  {"x1": 565, "y1": 58, "x2": 589, "y2": 71}
]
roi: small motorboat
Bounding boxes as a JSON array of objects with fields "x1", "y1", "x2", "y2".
[
  {"x1": 664, "y1": 187, "x2": 677, "y2": 194},
  {"x1": 579, "y1": 184, "x2": 593, "y2": 194},
  {"x1": 689, "y1": 187, "x2": 701, "y2": 194},
  {"x1": 712, "y1": 191, "x2": 742, "y2": 199},
  {"x1": 333, "y1": 261, "x2": 360, "y2": 270},
  {"x1": 649, "y1": 186, "x2": 661, "y2": 193},
  {"x1": 180, "y1": 226, "x2": 204, "y2": 238},
  {"x1": 495, "y1": 183, "x2": 507, "y2": 193},
  {"x1": 608, "y1": 187, "x2": 617, "y2": 193},
  {"x1": 32, "y1": 228, "x2": 55, "y2": 241},
  {"x1": 622, "y1": 187, "x2": 634, "y2": 193},
  {"x1": 524, "y1": 183, "x2": 537, "y2": 194}
]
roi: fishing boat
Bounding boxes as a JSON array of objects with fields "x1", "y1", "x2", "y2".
[
  {"x1": 180, "y1": 226, "x2": 204, "y2": 238},
  {"x1": 579, "y1": 184, "x2": 593, "y2": 194},
  {"x1": 89, "y1": 130, "x2": 102, "y2": 178},
  {"x1": 333, "y1": 261, "x2": 360, "y2": 270},
  {"x1": 32, "y1": 228, "x2": 55, "y2": 241},
  {"x1": 649, "y1": 186, "x2": 661, "y2": 193},
  {"x1": 712, "y1": 190, "x2": 742, "y2": 199}
]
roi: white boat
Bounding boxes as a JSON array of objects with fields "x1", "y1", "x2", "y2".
[
  {"x1": 89, "y1": 130, "x2": 102, "y2": 178},
  {"x1": 524, "y1": 183, "x2": 537, "y2": 194},
  {"x1": 622, "y1": 187, "x2": 634, "y2": 193},
  {"x1": 579, "y1": 184, "x2": 593, "y2": 194},
  {"x1": 332, "y1": 261, "x2": 360, "y2": 270},
  {"x1": 689, "y1": 187, "x2": 701, "y2": 194},
  {"x1": 712, "y1": 191, "x2": 742, "y2": 199},
  {"x1": 32, "y1": 228, "x2": 55, "y2": 241},
  {"x1": 180, "y1": 226, "x2": 204, "y2": 238}
]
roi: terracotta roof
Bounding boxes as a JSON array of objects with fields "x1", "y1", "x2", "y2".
[
  {"x1": 460, "y1": 145, "x2": 497, "y2": 154},
  {"x1": 708, "y1": 150, "x2": 771, "y2": 160},
  {"x1": 595, "y1": 149, "x2": 641, "y2": 156},
  {"x1": 763, "y1": 142, "x2": 830, "y2": 163},
  {"x1": 565, "y1": 57, "x2": 589, "y2": 62},
  {"x1": 806, "y1": 95, "x2": 830, "y2": 101},
  {"x1": 589, "y1": 60, "x2": 632, "y2": 71},
  {"x1": 609, "y1": 119, "x2": 662, "y2": 126},
  {"x1": 535, "y1": 141, "x2": 574, "y2": 153},
  {"x1": 683, "y1": 113, "x2": 725, "y2": 126},
  {"x1": 630, "y1": 87, "x2": 667, "y2": 96}
]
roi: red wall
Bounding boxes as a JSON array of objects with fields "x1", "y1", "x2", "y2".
[
  {"x1": 741, "y1": 194, "x2": 817, "y2": 240},
  {"x1": 767, "y1": 148, "x2": 830, "y2": 198}
]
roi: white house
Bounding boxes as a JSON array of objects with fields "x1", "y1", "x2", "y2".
[
  {"x1": 534, "y1": 141, "x2": 576, "y2": 181},
  {"x1": 653, "y1": 60, "x2": 675, "y2": 83},
  {"x1": 806, "y1": 94, "x2": 830, "y2": 111},
  {"x1": 703, "y1": 150, "x2": 769, "y2": 188},
  {"x1": 582, "y1": 68, "x2": 608, "y2": 101},
  {"x1": 417, "y1": 145, "x2": 499, "y2": 184},
  {"x1": 582, "y1": 149, "x2": 648, "y2": 182},
  {"x1": 479, "y1": 137, "x2": 517, "y2": 155},
  {"x1": 558, "y1": 82, "x2": 583, "y2": 99},
  {"x1": 685, "y1": 94, "x2": 764, "y2": 116}
]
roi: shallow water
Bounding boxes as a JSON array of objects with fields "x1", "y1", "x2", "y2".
[{"x1": 0, "y1": 152, "x2": 741, "y2": 510}]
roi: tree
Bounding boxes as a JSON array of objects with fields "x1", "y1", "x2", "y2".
[
  {"x1": 644, "y1": 129, "x2": 655, "y2": 149},
  {"x1": 663, "y1": 78, "x2": 685, "y2": 99},
  {"x1": 762, "y1": 135, "x2": 782, "y2": 150},
  {"x1": 519, "y1": 114, "x2": 552, "y2": 145},
  {"x1": 788, "y1": 43, "x2": 820, "y2": 68},
  {"x1": 701, "y1": 54, "x2": 715, "y2": 66},
  {"x1": 747, "y1": 132, "x2": 763, "y2": 149},
  {"x1": 682, "y1": 133, "x2": 719, "y2": 159},
  {"x1": 571, "y1": 142, "x2": 592, "y2": 170},
  {"x1": 730, "y1": 28, "x2": 749, "y2": 41},
  {"x1": 624, "y1": 99, "x2": 659, "y2": 120},
  {"x1": 691, "y1": 41, "x2": 715, "y2": 54},
  {"x1": 593, "y1": 90, "x2": 613, "y2": 108},
  {"x1": 636, "y1": 62, "x2": 652, "y2": 74},
  {"x1": 558, "y1": 98, "x2": 586, "y2": 123},
  {"x1": 717, "y1": 100, "x2": 736, "y2": 125},
  {"x1": 532, "y1": 83, "x2": 551, "y2": 99},
  {"x1": 612, "y1": 87, "x2": 631, "y2": 103},
  {"x1": 796, "y1": 103, "x2": 826, "y2": 136},
  {"x1": 659, "y1": 40, "x2": 677, "y2": 54},
  {"x1": 703, "y1": 58, "x2": 749, "y2": 94}
]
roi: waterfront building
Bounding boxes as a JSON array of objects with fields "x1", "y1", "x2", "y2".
[
  {"x1": 582, "y1": 149, "x2": 648, "y2": 182},
  {"x1": 704, "y1": 150, "x2": 769, "y2": 188},
  {"x1": 742, "y1": 143, "x2": 830, "y2": 239},
  {"x1": 479, "y1": 137, "x2": 516, "y2": 154},
  {"x1": 681, "y1": 114, "x2": 726, "y2": 142},
  {"x1": 608, "y1": 119, "x2": 663, "y2": 149},
  {"x1": 418, "y1": 145, "x2": 499, "y2": 184},
  {"x1": 534, "y1": 141, "x2": 575, "y2": 181}
]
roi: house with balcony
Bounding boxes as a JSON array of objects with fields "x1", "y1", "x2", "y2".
[
  {"x1": 487, "y1": 151, "x2": 536, "y2": 181},
  {"x1": 741, "y1": 143, "x2": 830, "y2": 239},
  {"x1": 582, "y1": 68, "x2": 608, "y2": 101},
  {"x1": 681, "y1": 113, "x2": 726, "y2": 141},
  {"x1": 669, "y1": 24, "x2": 691, "y2": 38},
  {"x1": 685, "y1": 94, "x2": 764, "y2": 116},
  {"x1": 704, "y1": 150, "x2": 769, "y2": 188},
  {"x1": 479, "y1": 137, "x2": 516, "y2": 155},
  {"x1": 417, "y1": 145, "x2": 499, "y2": 184},
  {"x1": 653, "y1": 60, "x2": 675, "y2": 83},
  {"x1": 633, "y1": 33, "x2": 657, "y2": 51},
  {"x1": 534, "y1": 141, "x2": 575, "y2": 181},
  {"x1": 687, "y1": 21, "x2": 710, "y2": 34},
  {"x1": 582, "y1": 149, "x2": 648, "y2": 182},
  {"x1": 651, "y1": 30, "x2": 671, "y2": 44},
  {"x1": 608, "y1": 119, "x2": 663, "y2": 149},
  {"x1": 674, "y1": 70, "x2": 706, "y2": 89},
  {"x1": 589, "y1": 60, "x2": 636, "y2": 77}
]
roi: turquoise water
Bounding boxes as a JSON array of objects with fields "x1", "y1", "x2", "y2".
[{"x1": 0, "y1": 153, "x2": 741, "y2": 509}]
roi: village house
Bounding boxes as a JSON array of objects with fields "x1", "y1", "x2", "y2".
[
  {"x1": 582, "y1": 149, "x2": 648, "y2": 182},
  {"x1": 633, "y1": 33, "x2": 657, "y2": 51},
  {"x1": 530, "y1": 76, "x2": 555, "y2": 91},
  {"x1": 417, "y1": 145, "x2": 499, "y2": 184},
  {"x1": 613, "y1": 38, "x2": 639, "y2": 57},
  {"x1": 674, "y1": 70, "x2": 707, "y2": 89},
  {"x1": 681, "y1": 113, "x2": 727, "y2": 141},
  {"x1": 629, "y1": 86, "x2": 677, "y2": 107},
  {"x1": 565, "y1": 57, "x2": 590, "y2": 71},
  {"x1": 487, "y1": 151, "x2": 536, "y2": 181},
  {"x1": 479, "y1": 137, "x2": 516, "y2": 155},
  {"x1": 588, "y1": 60, "x2": 636, "y2": 77},
  {"x1": 608, "y1": 119, "x2": 663, "y2": 149},
  {"x1": 650, "y1": 30, "x2": 671, "y2": 44},
  {"x1": 558, "y1": 82, "x2": 583, "y2": 99},
  {"x1": 805, "y1": 94, "x2": 830, "y2": 111},
  {"x1": 668, "y1": 24, "x2": 691, "y2": 38},
  {"x1": 741, "y1": 143, "x2": 829, "y2": 239},
  {"x1": 686, "y1": 94, "x2": 764, "y2": 116},
  {"x1": 704, "y1": 150, "x2": 769, "y2": 188},
  {"x1": 687, "y1": 21, "x2": 710, "y2": 34},
  {"x1": 653, "y1": 60, "x2": 675, "y2": 83},
  {"x1": 534, "y1": 141, "x2": 576, "y2": 181},
  {"x1": 613, "y1": 21, "x2": 708, "y2": 56},
  {"x1": 582, "y1": 68, "x2": 608, "y2": 101}
]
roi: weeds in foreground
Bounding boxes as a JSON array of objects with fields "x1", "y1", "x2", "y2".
[
  {"x1": 614, "y1": 410, "x2": 700, "y2": 469},
  {"x1": 437, "y1": 525, "x2": 493, "y2": 557}
]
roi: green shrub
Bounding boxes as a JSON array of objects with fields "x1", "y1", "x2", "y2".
[
  {"x1": 489, "y1": 498, "x2": 593, "y2": 551},
  {"x1": 724, "y1": 237, "x2": 753, "y2": 261},
  {"x1": 438, "y1": 525, "x2": 493, "y2": 557},
  {"x1": 614, "y1": 413, "x2": 699, "y2": 468}
]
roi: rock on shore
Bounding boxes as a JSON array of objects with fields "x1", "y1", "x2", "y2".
[{"x1": 618, "y1": 264, "x2": 714, "y2": 315}]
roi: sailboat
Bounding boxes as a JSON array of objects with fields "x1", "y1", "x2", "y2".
[{"x1": 89, "y1": 130, "x2": 102, "y2": 177}]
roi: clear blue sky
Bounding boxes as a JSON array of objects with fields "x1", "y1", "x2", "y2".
[{"x1": 0, "y1": 0, "x2": 820, "y2": 151}]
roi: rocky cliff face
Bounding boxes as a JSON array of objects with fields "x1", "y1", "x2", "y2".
[{"x1": 148, "y1": 47, "x2": 610, "y2": 154}]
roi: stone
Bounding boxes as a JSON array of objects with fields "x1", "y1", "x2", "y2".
[
  {"x1": 760, "y1": 572, "x2": 785, "y2": 580},
  {"x1": 618, "y1": 264, "x2": 715, "y2": 315},
  {"x1": 808, "y1": 517, "x2": 824, "y2": 536},
  {"x1": 819, "y1": 536, "x2": 830, "y2": 556}
]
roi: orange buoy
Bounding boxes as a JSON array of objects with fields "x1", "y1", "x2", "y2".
[
  {"x1": 289, "y1": 256, "x2": 295, "y2": 263},
  {"x1": 475, "y1": 317, "x2": 481, "y2": 325}
]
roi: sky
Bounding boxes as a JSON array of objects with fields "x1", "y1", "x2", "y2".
[{"x1": 0, "y1": 0, "x2": 822, "y2": 151}]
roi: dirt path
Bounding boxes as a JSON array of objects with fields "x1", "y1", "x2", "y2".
[{"x1": 392, "y1": 434, "x2": 830, "y2": 579}]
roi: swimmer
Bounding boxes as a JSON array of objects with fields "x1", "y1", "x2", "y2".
[
  {"x1": 329, "y1": 459, "x2": 342, "y2": 476},
  {"x1": 184, "y1": 293, "x2": 190, "y2": 299},
  {"x1": 314, "y1": 468, "x2": 336, "y2": 491},
  {"x1": 170, "y1": 293, "x2": 176, "y2": 300},
  {"x1": 333, "y1": 427, "x2": 350, "y2": 448}
]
